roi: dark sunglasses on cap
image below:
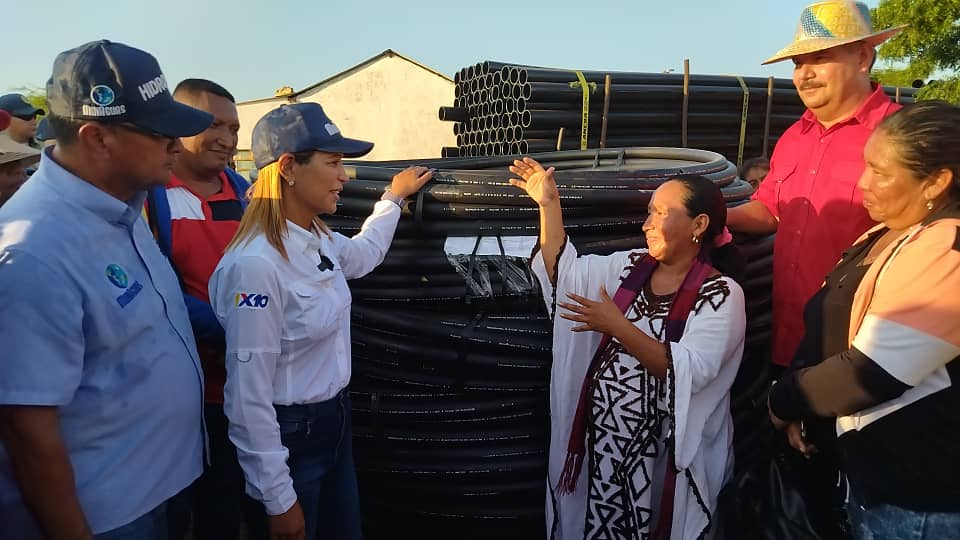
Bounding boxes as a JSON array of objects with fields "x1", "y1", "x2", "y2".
[{"x1": 12, "y1": 111, "x2": 43, "y2": 121}]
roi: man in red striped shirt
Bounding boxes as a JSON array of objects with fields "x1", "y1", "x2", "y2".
[{"x1": 145, "y1": 79, "x2": 265, "y2": 540}]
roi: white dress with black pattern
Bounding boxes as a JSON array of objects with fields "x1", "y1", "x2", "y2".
[{"x1": 531, "y1": 241, "x2": 746, "y2": 540}]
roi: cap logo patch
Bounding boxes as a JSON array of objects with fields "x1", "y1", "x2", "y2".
[
  {"x1": 90, "y1": 85, "x2": 115, "y2": 106},
  {"x1": 324, "y1": 123, "x2": 340, "y2": 136},
  {"x1": 82, "y1": 86, "x2": 127, "y2": 118},
  {"x1": 138, "y1": 75, "x2": 169, "y2": 102}
]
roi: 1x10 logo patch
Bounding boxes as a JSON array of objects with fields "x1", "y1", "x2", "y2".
[{"x1": 235, "y1": 293, "x2": 269, "y2": 309}]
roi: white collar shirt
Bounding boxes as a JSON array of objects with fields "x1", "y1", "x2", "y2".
[{"x1": 208, "y1": 199, "x2": 400, "y2": 515}]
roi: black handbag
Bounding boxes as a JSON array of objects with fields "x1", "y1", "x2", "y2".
[{"x1": 713, "y1": 410, "x2": 851, "y2": 539}]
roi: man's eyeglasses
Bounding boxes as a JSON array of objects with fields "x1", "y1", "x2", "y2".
[{"x1": 12, "y1": 113, "x2": 42, "y2": 122}]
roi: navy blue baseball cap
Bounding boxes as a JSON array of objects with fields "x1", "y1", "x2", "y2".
[
  {"x1": 251, "y1": 103, "x2": 373, "y2": 169},
  {"x1": 35, "y1": 117, "x2": 54, "y2": 142},
  {"x1": 0, "y1": 94, "x2": 43, "y2": 118},
  {"x1": 46, "y1": 40, "x2": 212, "y2": 138}
]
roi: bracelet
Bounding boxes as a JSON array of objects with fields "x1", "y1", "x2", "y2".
[{"x1": 381, "y1": 189, "x2": 404, "y2": 208}]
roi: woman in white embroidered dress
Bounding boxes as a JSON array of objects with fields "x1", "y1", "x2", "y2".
[{"x1": 509, "y1": 158, "x2": 746, "y2": 540}]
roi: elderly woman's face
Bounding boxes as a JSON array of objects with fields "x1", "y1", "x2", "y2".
[
  {"x1": 859, "y1": 129, "x2": 935, "y2": 230},
  {"x1": 643, "y1": 181, "x2": 702, "y2": 263}
]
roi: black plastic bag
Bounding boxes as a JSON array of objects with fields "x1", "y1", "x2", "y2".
[{"x1": 714, "y1": 426, "x2": 851, "y2": 540}]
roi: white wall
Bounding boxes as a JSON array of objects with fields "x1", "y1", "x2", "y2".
[
  {"x1": 236, "y1": 96, "x2": 288, "y2": 153},
  {"x1": 236, "y1": 54, "x2": 456, "y2": 162}
]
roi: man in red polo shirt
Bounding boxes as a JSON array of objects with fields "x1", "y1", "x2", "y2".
[
  {"x1": 727, "y1": 1, "x2": 905, "y2": 369},
  {"x1": 144, "y1": 79, "x2": 266, "y2": 540}
]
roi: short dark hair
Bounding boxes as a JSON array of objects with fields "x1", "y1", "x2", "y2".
[
  {"x1": 173, "y1": 78, "x2": 235, "y2": 103},
  {"x1": 47, "y1": 114, "x2": 85, "y2": 146},
  {"x1": 739, "y1": 156, "x2": 770, "y2": 178},
  {"x1": 878, "y1": 100, "x2": 960, "y2": 201}
]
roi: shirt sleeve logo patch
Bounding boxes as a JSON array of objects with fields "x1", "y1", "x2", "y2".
[{"x1": 235, "y1": 293, "x2": 270, "y2": 309}]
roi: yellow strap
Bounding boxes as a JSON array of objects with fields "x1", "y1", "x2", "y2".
[
  {"x1": 734, "y1": 76, "x2": 750, "y2": 170},
  {"x1": 568, "y1": 71, "x2": 594, "y2": 150}
]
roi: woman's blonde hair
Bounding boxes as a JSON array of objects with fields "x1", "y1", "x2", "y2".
[{"x1": 227, "y1": 151, "x2": 329, "y2": 260}]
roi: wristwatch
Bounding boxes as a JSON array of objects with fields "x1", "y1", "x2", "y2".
[{"x1": 381, "y1": 189, "x2": 404, "y2": 207}]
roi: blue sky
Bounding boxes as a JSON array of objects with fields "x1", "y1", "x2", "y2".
[{"x1": 5, "y1": 0, "x2": 883, "y2": 102}]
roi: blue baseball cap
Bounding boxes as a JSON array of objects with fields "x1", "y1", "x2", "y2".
[
  {"x1": 35, "y1": 117, "x2": 54, "y2": 142},
  {"x1": 251, "y1": 103, "x2": 373, "y2": 169},
  {"x1": 0, "y1": 94, "x2": 43, "y2": 118},
  {"x1": 46, "y1": 40, "x2": 212, "y2": 138}
]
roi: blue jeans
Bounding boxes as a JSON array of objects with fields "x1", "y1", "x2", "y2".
[
  {"x1": 848, "y1": 491, "x2": 960, "y2": 540},
  {"x1": 275, "y1": 389, "x2": 361, "y2": 540}
]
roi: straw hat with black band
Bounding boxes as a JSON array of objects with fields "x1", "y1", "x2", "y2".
[{"x1": 0, "y1": 133, "x2": 41, "y2": 166}]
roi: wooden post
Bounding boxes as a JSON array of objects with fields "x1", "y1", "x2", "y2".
[
  {"x1": 600, "y1": 75, "x2": 612, "y2": 149},
  {"x1": 682, "y1": 59, "x2": 690, "y2": 148},
  {"x1": 762, "y1": 76, "x2": 774, "y2": 158}
]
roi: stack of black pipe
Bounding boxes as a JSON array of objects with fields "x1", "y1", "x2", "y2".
[
  {"x1": 440, "y1": 61, "x2": 915, "y2": 161},
  {"x1": 333, "y1": 147, "x2": 774, "y2": 539}
]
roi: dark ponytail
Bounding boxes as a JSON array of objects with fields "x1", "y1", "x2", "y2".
[
  {"x1": 707, "y1": 242, "x2": 745, "y2": 285},
  {"x1": 670, "y1": 174, "x2": 745, "y2": 283}
]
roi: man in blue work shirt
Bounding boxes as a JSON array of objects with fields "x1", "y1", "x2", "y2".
[{"x1": 0, "y1": 40, "x2": 213, "y2": 540}]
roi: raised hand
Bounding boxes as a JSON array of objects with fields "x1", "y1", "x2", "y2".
[
  {"x1": 509, "y1": 157, "x2": 559, "y2": 207},
  {"x1": 388, "y1": 166, "x2": 435, "y2": 199}
]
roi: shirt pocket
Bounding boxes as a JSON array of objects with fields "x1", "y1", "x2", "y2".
[
  {"x1": 828, "y1": 159, "x2": 865, "y2": 205},
  {"x1": 772, "y1": 159, "x2": 799, "y2": 212},
  {"x1": 818, "y1": 159, "x2": 869, "y2": 241},
  {"x1": 287, "y1": 275, "x2": 350, "y2": 342}
]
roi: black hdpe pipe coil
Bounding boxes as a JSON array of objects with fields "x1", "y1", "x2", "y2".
[{"x1": 337, "y1": 147, "x2": 775, "y2": 539}]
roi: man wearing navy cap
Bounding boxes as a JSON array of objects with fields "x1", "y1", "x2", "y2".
[
  {"x1": 145, "y1": 78, "x2": 267, "y2": 540},
  {"x1": 0, "y1": 40, "x2": 212, "y2": 540},
  {"x1": 0, "y1": 94, "x2": 43, "y2": 147},
  {"x1": 34, "y1": 117, "x2": 55, "y2": 147}
]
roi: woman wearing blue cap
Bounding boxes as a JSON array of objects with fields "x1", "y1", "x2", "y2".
[{"x1": 209, "y1": 102, "x2": 433, "y2": 540}]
